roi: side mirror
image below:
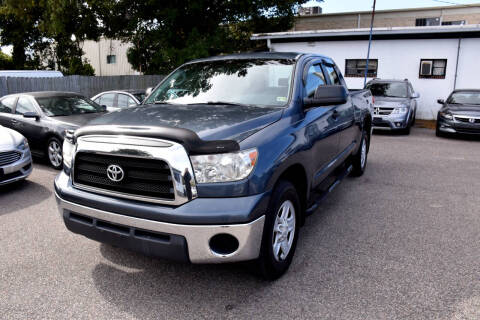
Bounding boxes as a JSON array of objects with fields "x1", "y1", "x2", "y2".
[
  {"x1": 412, "y1": 92, "x2": 420, "y2": 99},
  {"x1": 437, "y1": 99, "x2": 445, "y2": 105},
  {"x1": 101, "y1": 105, "x2": 107, "y2": 111},
  {"x1": 145, "y1": 87, "x2": 153, "y2": 95},
  {"x1": 23, "y1": 111, "x2": 40, "y2": 120},
  {"x1": 303, "y1": 85, "x2": 348, "y2": 108}
]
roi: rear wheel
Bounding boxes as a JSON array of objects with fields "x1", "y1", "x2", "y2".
[
  {"x1": 255, "y1": 180, "x2": 300, "y2": 280},
  {"x1": 351, "y1": 129, "x2": 369, "y2": 177},
  {"x1": 47, "y1": 137, "x2": 63, "y2": 169}
]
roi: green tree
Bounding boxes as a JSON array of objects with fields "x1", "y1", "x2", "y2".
[
  {"x1": 0, "y1": 51, "x2": 13, "y2": 69},
  {"x1": 96, "y1": 0, "x2": 307, "y2": 74}
]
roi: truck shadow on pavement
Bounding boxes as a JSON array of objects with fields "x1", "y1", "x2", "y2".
[
  {"x1": 0, "y1": 180, "x2": 52, "y2": 216},
  {"x1": 91, "y1": 243, "x2": 272, "y2": 318}
]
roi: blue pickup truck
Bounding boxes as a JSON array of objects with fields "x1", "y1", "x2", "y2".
[{"x1": 55, "y1": 52, "x2": 373, "y2": 279}]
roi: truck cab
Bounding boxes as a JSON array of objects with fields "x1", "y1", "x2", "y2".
[{"x1": 55, "y1": 52, "x2": 373, "y2": 279}]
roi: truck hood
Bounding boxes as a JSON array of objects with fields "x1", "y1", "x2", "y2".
[
  {"x1": 85, "y1": 103, "x2": 284, "y2": 142},
  {"x1": 444, "y1": 104, "x2": 480, "y2": 117},
  {"x1": 0, "y1": 125, "x2": 24, "y2": 150}
]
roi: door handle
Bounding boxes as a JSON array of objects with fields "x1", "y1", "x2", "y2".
[
  {"x1": 10, "y1": 119, "x2": 18, "y2": 125},
  {"x1": 332, "y1": 110, "x2": 339, "y2": 120}
]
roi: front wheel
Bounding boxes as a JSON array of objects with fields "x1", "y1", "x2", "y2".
[
  {"x1": 351, "y1": 130, "x2": 369, "y2": 177},
  {"x1": 47, "y1": 137, "x2": 63, "y2": 170},
  {"x1": 255, "y1": 180, "x2": 300, "y2": 280}
]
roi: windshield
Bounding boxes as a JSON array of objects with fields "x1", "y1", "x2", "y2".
[
  {"x1": 366, "y1": 82, "x2": 408, "y2": 98},
  {"x1": 447, "y1": 92, "x2": 480, "y2": 105},
  {"x1": 133, "y1": 93, "x2": 146, "y2": 102},
  {"x1": 145, "y1": 59, "x2": 295, "y2": 107},
  {"x1": 36, "y1": 96, "x2": 105, "y2": 116}
]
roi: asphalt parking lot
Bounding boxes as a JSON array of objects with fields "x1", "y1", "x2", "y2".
[{"x1": 1, "y1": 127, "x2": 479, "y2": 320}]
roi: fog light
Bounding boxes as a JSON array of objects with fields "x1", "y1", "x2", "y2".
[
  {"x1": 395, "y1": 122, "x2": 402, "y2": 127},
  {"x1": 209, "y1": 234, "x2": 239, "y2": 256}
]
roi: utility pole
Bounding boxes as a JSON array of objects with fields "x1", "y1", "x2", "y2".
[{"x1": 364, "y1": 0, "x2": 376, "y2": 87}]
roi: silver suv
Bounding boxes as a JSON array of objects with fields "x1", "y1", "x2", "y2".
[{"x1": 366, "y1": 79, "x2": 419, "y2": 134}]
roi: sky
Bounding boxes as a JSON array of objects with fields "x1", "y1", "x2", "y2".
[{"x1": 306, "y1": 0, "x2": 480, "y2": 13}]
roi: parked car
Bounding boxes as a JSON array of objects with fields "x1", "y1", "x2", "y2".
[
  {"x1": 55, "y1": 52, "x2": 373, "y2": 279},
  {"x1": 436, "y1": 89, "x2": 480, "y2": 136},
  {"x1": 0, "y1": 125, "x2": 33, "y2": 185},
  {"x1": 366, "y1": 79, "x2": 419, "y2": 134},
  {"x1": 91, "y1": 89, "x2": 146, "y2": 111},
  {"x1": 0, "y1": 91, "x2": 106, "y2": 169}
]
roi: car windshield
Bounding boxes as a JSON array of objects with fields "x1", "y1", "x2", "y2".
[
  {"x1": 133, "y1": 93, "x2": 146, "y2": 102},
  {"x1": 36, "y1": 96, "x2": 105, "y2": 116},
  {"x1": 145, "y1": 59, "x2": 295, "y2": 107},
  {"x1": 447, "y1": 92, "x2": 480, "y2": 105},
  {"x1": 366, "y1": 82, "x2": 408, "y2": 98}
]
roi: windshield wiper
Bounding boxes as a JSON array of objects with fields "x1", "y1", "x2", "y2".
[{"x1": 189, "y1": 101, "x2": 253, "y2": 107}]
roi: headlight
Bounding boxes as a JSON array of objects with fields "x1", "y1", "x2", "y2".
[
  {"x1": 190, "y1": 148, "x2": 258, "y2": 183},
  {"x1": 439, "y1": 111, "x2": 453, "y2": 120},
  {"x1": 63, "y1": 130, "x2": 75, "y2": 168},
  {"x1": 17, "y1": 139, "x2": 29, "y2": 150},
  {"x1": 392, "y1": 107, "x2": 408, "y2": 114}
]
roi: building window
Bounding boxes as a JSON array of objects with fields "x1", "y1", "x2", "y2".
[
  {"x1": 442, "y1": 20, "x2": 466, "y2": 25},
  {"x1": 345, "y1": 59, "x2": 378, "y2": 78},
  {"x1": 415, "y1": 17, "x2": 440, "y2": 26},
  {"x1": 106, "y1": 55, "x2": 116, "y2": 64},
  {"x1": 419, "y1": 59, "x2": 447, "y2": 79}
]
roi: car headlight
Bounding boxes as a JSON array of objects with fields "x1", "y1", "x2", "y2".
[
  {"x1": 63, "y1": 130, "x2": 75, "y2": 168},
  {"x1": 17, "y1": 139, "x2": 29, "y2": 150},
  {"x1": 392, "y1": 107, "x2": 408, "y2": 114},
  {"x1": 439, "y1": 111, "x2": 453, "y2": 120},
  {"x1": 190, "y1": 148, "x2": 258, "y2": 183}
]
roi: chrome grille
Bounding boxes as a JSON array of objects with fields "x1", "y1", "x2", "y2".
[
  {"x1": 0, "y1": 151, "x2": 21, "y2": 166},
  {"x1": 73, "y1": 152, "x2": 175, "y2": 200},
  {"x1": 454, "y1": 116, "x2": 480, "y2": 124},
  {"x1": 373, "y1": 107, "x2": 394, "y2": 116}
]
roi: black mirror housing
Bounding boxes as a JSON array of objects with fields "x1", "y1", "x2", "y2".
[
  {"x1": 304, "y1": 85, "x2": 348, "y2": 108},
  {"x1": 101, "y1": 105, "x2": 107, "y2": 111},
  {"x1": 23, "y1": 111, "x2": 40, "y2": 120},
  {"x1": 437, "y1": 99, "x2": 445, "y2": 105}
]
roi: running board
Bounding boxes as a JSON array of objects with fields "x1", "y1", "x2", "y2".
[{"x1": 305, "y1": 164, "x2": 353, "y2": 216}]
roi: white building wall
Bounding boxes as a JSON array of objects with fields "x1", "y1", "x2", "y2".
[
  {"x1": 81, "y1": 38, "x2": 140, "y2": 76},
  {"x1": 271, "y1": 38, "x2": 476, "y2": 120}
]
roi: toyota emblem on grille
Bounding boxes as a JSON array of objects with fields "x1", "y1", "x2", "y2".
[
  {"x1": 107, "y1": 164, "x2": 124, "y2": 182},
  {"x1": 469, "y1": 118, "x2": 475, "y2": 123}
]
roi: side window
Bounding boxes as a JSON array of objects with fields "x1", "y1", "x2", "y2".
[
  {"x1": 117, "y1": 94, "x2": 130, "y2": 108},
  {"x1": 323, "y1": 64, "x2": 341, "y2": 85},
  {"x1": 15, "y1": 97, "x2": 36, "y2": 115},
  {"x1": 408, "y1": 83, "x2": 414, "y2": 96},
  {"x1": 127, "y1": 96, "x2": 137, "y2": 106},
  {"x1": 304, "y1": 64, "x2": 326, "y2": 98},
  {"x1": 0, "y1": 97, "x2": 16, "y2": 113},
  {"x1": 99, "y1": 93, "x2": 115, "y2": 107}
]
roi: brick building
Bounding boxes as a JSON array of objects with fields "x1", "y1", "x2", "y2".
[{"x1": 294, "y1": 4, "x2": 480, "y2": 31}]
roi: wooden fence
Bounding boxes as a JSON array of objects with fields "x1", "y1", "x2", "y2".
[{"x1": 0, "y1": 75, "x2": 164, "y2": 98}]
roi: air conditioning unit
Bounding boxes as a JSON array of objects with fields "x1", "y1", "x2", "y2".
[{"x1": 420, "y1": 60, "x2": 433, "y2": 76}]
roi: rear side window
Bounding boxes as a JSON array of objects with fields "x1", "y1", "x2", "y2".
[
  {"x1": 323, "y1": 65, "x2": 341, "y2": 85},
  {"x1": 15, "y1": 97, "x2": 36, "y2": 115},
  {"x1": 304, "y1": 64, "x2": 326, "y2": 98},
  {"x1": 0, "y1": 97, "x2": 16, "y2": 113},
  {"x1": 98, "y1": 93, "x2": 115, "y2": 107}
]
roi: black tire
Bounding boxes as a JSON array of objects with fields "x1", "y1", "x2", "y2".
[
  {"x1": 402, "y1": 124, "x2": 411, "y2": 135},
  {"x1": 436, "y1": 122, "x2": 445, "y2": 138},
  {"x1": 255, "y1": 180, "x2": 301, "y2": 280},
  {"x1": 350, "y1": 129, "x2": 369, "y2": 177},
  {"x1": 46, "y1": 137, "x2": 63, "y2": 170}
]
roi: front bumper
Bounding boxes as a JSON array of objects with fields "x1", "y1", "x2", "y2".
[
  {"x1": 54, "y1": 171, "x2": 267, "y2": 263},
  {"x1": 437, "y1": 117, "x2": 480, "y2": 135},
  {"x1": 372, "y1": 114, "x2": 409, "y2": 130},
  {"x1": 0, "y1": 149, "x2": 33, "y2": 186}
]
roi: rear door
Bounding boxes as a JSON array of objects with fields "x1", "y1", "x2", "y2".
[
  {"x1": 323, "y1": 61, "x2": 357, "y2": 158},
  {"x1": 302, "y1": 61, "x2": 340, "y2": 188},
  {"x1": 0, "y1": 96, "x2": 17, "y2": 128}
]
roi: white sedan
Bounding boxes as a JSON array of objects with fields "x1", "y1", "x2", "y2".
[{"x1": 0, "y1": 125, "x2": 33, "y2": 185}]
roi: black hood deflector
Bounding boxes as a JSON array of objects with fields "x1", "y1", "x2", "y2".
[{"x1": 73, "y1": 125, "x2": 239, "y2": 155}]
